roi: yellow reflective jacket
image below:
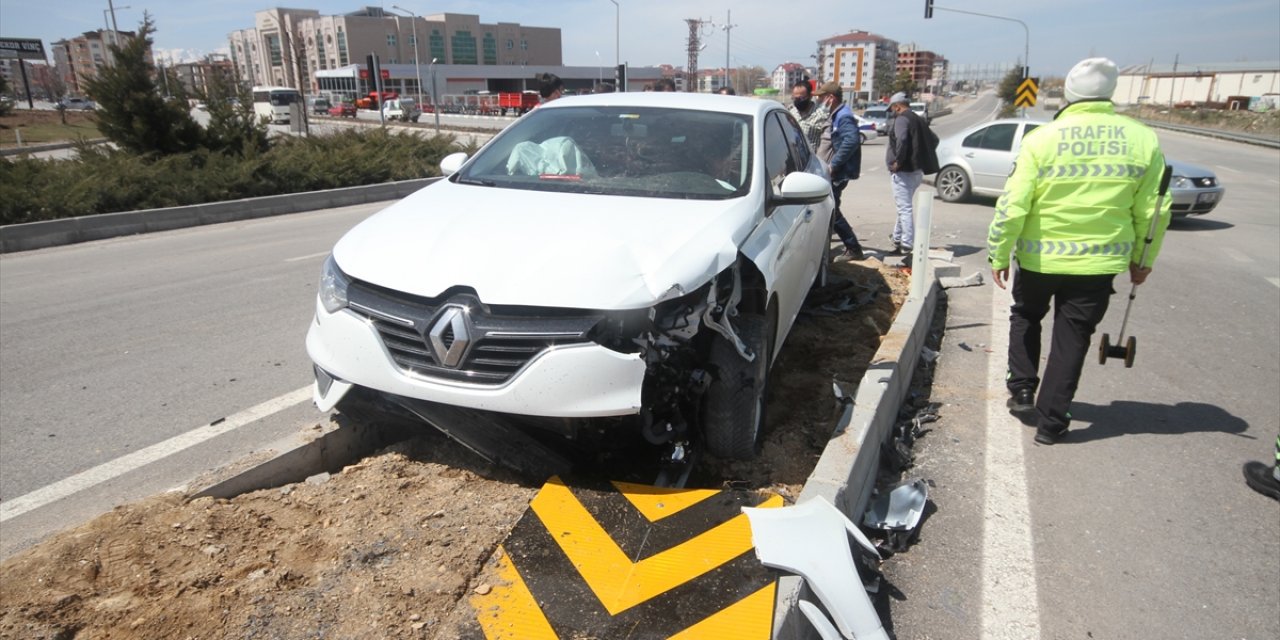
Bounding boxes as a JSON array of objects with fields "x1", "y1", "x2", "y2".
[{"x1": 987, "y1": 101, "x2": 1170, "y2": 274}]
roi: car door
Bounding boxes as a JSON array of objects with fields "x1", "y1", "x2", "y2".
[
  {"x1": 740, "y1": 111, "x2": 823, "y2": 352},
  {"x1": 961, "y1": 122, "x2": 1020, "y2": 192}
]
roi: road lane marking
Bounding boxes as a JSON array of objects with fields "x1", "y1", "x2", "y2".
[
  {"x1": 0, "y1": 386, "x2": 313, "y2": 523},
  {"x1": 982, "y1": 284, "x2": 1041, "y2": 639},
  {"x1": 1213, "y1": 164, "x2": 1240, "y2": 173},
  {"x1": 1231, "y1": 252, "x2": 1253, "y2": 263},
  {"x1": 1267, "y1": 277, "x2": 1280, "y2": 289},
  {"x1": 285, "y1": 251, "x2": 329, "y2": 262}
]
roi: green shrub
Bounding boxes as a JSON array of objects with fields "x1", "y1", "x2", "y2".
[{"x1": 0, "y1": 129, "x2": 459, "y2": 225}]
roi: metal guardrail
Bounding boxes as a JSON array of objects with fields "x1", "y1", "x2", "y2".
[{"x1": 1140, "y1": 119, "x2": 1280, "y2": 149}]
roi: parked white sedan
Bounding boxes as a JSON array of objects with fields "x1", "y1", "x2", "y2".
[
  {"x1": 307, "y1": 93, "x2": 835, "y2": 462},
  {"x1": 933, "y1": 118, "x2": 1225, "y2": 216}
]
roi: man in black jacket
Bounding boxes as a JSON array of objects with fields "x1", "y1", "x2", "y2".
[{"x1": 885, "y1": 92, "x2": 928, "y2": 256}]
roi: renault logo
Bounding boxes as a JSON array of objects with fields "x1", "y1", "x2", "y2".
[{"x1": 427, "y1": 306, "x2": 472, "y2": 368}]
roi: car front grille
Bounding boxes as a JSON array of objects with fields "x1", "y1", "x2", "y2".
[{"x1": 346, "y1": 281, "x2": 602, "y2": 385}]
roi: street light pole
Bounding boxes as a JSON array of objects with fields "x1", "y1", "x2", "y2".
[
  {"x1": 429, "y1": 57, "x2": 440, "y2": 135},
  {"x1": 929, "y1": 4, "x2": 1029, "y2": 112},
  {"x1": 102, "y1": 5, "x2": 130, "y2": 68},
  {"x1": 390, "y1": 6, "x2": 423, "y2": 108},
  {"x1": 609, "y1": 0, "x2": 619, "y2": 68}
]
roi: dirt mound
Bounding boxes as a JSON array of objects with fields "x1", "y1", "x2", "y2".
[{"x1": 0, "y1": 260, "x2": 908, "y2": 640}]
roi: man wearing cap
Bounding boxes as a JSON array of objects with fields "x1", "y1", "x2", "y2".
[
  {"x1": 814, "y1": 81, "x2": 866, "y2": 261},
  {"x1": 885, "y1": 92, "x2": 928, "y2": 256},
  {"x1": 988, "y1": 57, "x2": 1170, "y2": 445}
]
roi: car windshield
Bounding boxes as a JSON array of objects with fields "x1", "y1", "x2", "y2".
[
  {"x1": 455, "y1": 106, "x2": 754, "y2": 200},
  {"x1": 864, "y1": 109, "x2": 887, "y2": 118}
]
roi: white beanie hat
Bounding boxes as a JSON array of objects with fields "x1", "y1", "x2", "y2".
[
  {"x1": 1064, "y1": 57, "x2": 1118, "y2": 103},
  {"x1": 888, "y1": 92, "x2": 909, "y2": 105}
]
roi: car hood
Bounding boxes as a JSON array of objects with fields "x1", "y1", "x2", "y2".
[
  {"x1": 332, "y1": 179, "x2": 761, "y2": 310},
  {"x1": 1167, "y1": 158, "x2": 1216, "y2": 179}
]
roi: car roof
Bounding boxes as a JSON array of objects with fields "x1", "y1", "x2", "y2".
[{"x1": 536, "y1": 92, "x2": 781, "y2": 117}]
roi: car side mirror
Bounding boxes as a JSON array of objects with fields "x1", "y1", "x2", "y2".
[
  {"x1": 774, "y1": 172, "x2": 831, "y2": 206},
  {"x1": 440, "y1": 152, "x2": 469, "y2": 177}
]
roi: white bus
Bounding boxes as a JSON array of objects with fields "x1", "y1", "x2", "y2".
[{"x1": 252, "y1": 86, "x2": 302, "y2": 124}]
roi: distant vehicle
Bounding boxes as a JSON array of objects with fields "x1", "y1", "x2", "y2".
[
  {"x1": 381, "y1": 97, "x2": 421, "y2": 122},
  {"x1": 252, "y1": 86, "x2": 301, "y2": 124},
  {"x1": 861, "y1": 107, "x2": 890, "y2": 134},
  {"x1": 854, "y1": 114, "x2": 878, "y2": 142},
  {"x1": 328, "y1": 102, "x2": 357, "y2": 118},
  {"x1": 909, "y1": 101, "x2": 929, "y2": 123},
  {"x1": 310, "y1": 96, "x2": 332, "y2": 115},
  {"x1": 59, "y1": 96, "x2": 95, "y2": 110},
  {"x1": 931, "y1": 118, "x2": 1225, "y2": 215},
  {"x1": 355, "y1": 91, "x2": 399, "y2": 110},
  {"x1": 499, "y1": 91, "x2": 540, "y2": 116}
]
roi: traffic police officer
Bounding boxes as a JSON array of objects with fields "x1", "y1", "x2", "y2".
[{"x1": 988, "y1": 57, "x2": 1171, "y2": 444}]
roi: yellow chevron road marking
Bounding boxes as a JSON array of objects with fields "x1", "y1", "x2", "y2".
[
  {"x1": 611, "y1": 480, "x2": 721, "y2": 522},
  {"x1": 471, "y1": 547, "x2": 559, "y2": 640},
  {"x1": 668, "y1": 581, "x2": 777, "y2": 640},
  {"x1": 530, "y1": 477, "x2": 783, "y2": 615}
]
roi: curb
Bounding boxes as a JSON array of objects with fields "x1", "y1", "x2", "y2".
[
  {"x1": 0, "y1": 178, "x2": 440, "y2": 254},
  {"x1": 0, "y1": 138, "x2": 109, "y2": 157},
  {"x1": 771, "y1": 268, "x2": 941, "y2": 640}
]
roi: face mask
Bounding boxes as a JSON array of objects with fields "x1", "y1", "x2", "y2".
[{"x1": 793, "y1": 97, "x2": 812, "y2": 110}]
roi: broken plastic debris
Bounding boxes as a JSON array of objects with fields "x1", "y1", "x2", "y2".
[
  {"x1": 863, "y1": 478, "x2": 929, "y2": 531},
  {"x1": 939, "y1": 271, "x2": 985, "y2": 289},
  {"x1": 797, "y1": 600, "x2": 844, "y2": 640},
  {"x1": 742, "y1": 496, "x2": 888, "y2": 640},
  {"x1": 920, "y1": 346, "x2": 940, "y2": 363}
]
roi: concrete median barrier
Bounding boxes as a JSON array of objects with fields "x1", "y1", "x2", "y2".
[{"x1": 0, "y1": 177, "x2": 440, "y2": 254}]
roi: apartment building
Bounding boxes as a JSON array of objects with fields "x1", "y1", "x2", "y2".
[
  {"x1": 771, "y1": 62, "x2": 810, "y2": 92},
  {"x1": 229, "y1": 6, "x2": 561, "y2": 94},
  {"x1": 897, "y1": 43, "x2": 940, "y2": 86},
  {"x1": 51, "y1": 29, "x2": 148, "y2": 96},
  {"x1": 172, "y1": 54, "x2": 237, "y2": 96},
  {"x1": 817, "y1": 30, "x2": 898, "y2": 103}
]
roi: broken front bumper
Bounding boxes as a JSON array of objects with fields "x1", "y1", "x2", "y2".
[{"x1": 306, "y1": 299, "x2": 647, "y2": 417}]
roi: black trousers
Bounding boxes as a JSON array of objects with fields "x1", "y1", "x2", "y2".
[
  {"x1": 1007, "y1": 267, "x2": 1116, "y2": 432},
  {"x1": 831, "y1": 180, "x2": 862, "y2": 251}
]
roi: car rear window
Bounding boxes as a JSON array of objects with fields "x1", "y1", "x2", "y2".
[{"x1": 455, "y1": 106, "x2": 754, "y2": 200}]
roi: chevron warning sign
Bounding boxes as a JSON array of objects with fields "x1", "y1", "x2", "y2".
[
  {"x1": 1015, "y1": 76, "x2": 1039, "y2": 108},
  {"x1": 471, "y1": 477, "x2": 784, "y2": 639}
]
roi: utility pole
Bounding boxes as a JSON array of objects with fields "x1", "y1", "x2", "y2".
[
  {"x1": 926, "y1": 2, "x2": 1029, "y2": 113},
  {"x1": 1168, "y1": 53, "x2": 1179, "y2": 110}
]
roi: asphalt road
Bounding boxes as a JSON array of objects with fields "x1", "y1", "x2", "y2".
[
  {"x1": 2, "y1": 93, "x2": 1276, "y2": 638},
  {"x1": 0, "y1": 202, "x2": 390, "y2": 557},
  {"x1": 869, "y1": 94, "x2": 1280, "y2": 639}
]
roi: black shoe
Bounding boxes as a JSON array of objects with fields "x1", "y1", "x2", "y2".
[
  {"x1": 1006, "y1": 388, "x2": 1034, "y2": 414},
  {"x1": 1243, "y1": 461, "x2": 1280, "y2": 500},
  {"x1": 1034, "y1": 425, "x2": 1067, "y2": 445},
  {"x1": 839, "y1": 246, "x2": 866, "y2": 261},
  {"x1": 885, "y1": 245, "x2": 905, "y2": 256}
]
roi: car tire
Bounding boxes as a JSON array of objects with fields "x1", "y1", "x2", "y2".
[
  {"x1": 937, "y1": 165, "x2": 972, "y2": 203},
  {"x1": 860, "y1": 132, "x2": 869, "y2": 143},
  {"x1": 702, "y1": 312, "x2": 773, "y2": 460}
]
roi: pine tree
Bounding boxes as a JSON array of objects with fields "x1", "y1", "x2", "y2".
[
  {"x1": 83, "y1": 14, "x2": 204, "y2": 155},
  {"x1": 997, "y1": 66, "x2": 1027, "y2": 116},
  {"x1": 200, "y1": 69, "x2": 268, "y2": 156}
]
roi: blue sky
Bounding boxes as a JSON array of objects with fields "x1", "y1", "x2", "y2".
[{"x1": 4, "y1": 1, "x2": 1278, "y2": 76}]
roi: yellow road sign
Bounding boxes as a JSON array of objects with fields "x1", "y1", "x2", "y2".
[
  {"x1": 472, "y1": 477, "x2": 784, "y2": 639},
  {"x1": 1016, "y1": 77, "x2": 1039, "y2": 108}
]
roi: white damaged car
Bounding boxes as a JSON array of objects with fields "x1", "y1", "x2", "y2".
[{"x1": 306, "y1": 93, "x2": 834, "y2": 462}]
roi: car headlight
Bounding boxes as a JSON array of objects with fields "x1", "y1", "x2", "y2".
[
  {"x1": 1171, "y1": 175, "x2": 1189, "y2": 189},
  {"x1": 318, "y1": 254, "x2": 351, "y2": 314}
]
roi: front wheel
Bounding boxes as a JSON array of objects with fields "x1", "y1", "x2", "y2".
[
  {"x1": 936, "y1": 165, "x2": 972, "y2": 203},
  {"x1": 702, "y1": 313, "x2": 773, "y2": 460}
]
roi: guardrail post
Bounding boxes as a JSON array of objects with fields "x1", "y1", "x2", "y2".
[{"x1": 910, "y1": 189, "x2": 933, "y2": 299}]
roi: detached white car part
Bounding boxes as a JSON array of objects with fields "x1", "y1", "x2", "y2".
[
  {"x1": 307, "y1": 93, "x2": 835, "y2": 461},
  {"x1": 742, "y1": 497, "x2": 888, "y2": 640}
]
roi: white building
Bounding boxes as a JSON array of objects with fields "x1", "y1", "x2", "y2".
[
  {"x1": 771, "y1": 62, "x2": 809, "y2": 92},
  {"x1": 816, "y1": 30, "x2": 898, "y2": 103},
  {"x1": 1113, "y1": 61, "x2": 1280, "y2": 107}
]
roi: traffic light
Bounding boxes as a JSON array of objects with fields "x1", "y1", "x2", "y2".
[
  {"x1": 925, "y1": 0, "x2": 934, "y2": 18},
  {"x1": 615, "y1": 64, "x2": 627, "y2": 92}
]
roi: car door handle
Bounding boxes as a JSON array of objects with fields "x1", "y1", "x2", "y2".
[{"x1": 803, "y1": 208, "x2": 814, "y2": 222}]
